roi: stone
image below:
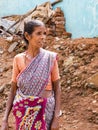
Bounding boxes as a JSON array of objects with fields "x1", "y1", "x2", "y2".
[
  {"x1": 88, "y1": 73, "x2": 98, "y2": 88},
  {"x1": 0, "y1": 47, "x2": 4, "y2": 54},
  {"x1": 8, "y1": 42, "x2": 19, "y2": 53},
  {"x1": 53, "y1": 45, "x2": 61, "y2": 49},
  {"x1": 0, "y1": 68, "x2": 4, "y2": 73},
  {"x1": 63, "y1": 56, "x2": 74, "y2": 66},
  {"x1": 0, "y1": 85, "x2": 5, "y2": 93}
]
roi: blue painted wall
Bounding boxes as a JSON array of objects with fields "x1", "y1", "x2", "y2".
[{"x1": 0, "y1": 0, "x2": 98, "y2": 38}]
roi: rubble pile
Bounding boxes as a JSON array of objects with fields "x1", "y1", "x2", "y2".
[
  {"x1": 45, "y1": 37, "x2": 98, "y2": 126},
  {"x1": 0, "y1": 1, "x2": 71, "y2": 39},
  {"x1": 46, "y1": 7, "x2": 71, "y2": 38},
  {"x1": 0, "y1": 36, "x2": 98, "y2": 129},
  {"x1": 1, "y1": 37, "x2": 98, "y2": 103},
  {"x1": 0, "y1": 1, "x2": 71, "y2": 54},
  {"x1": 44, "y1": 37, "x2": 98, "y2": 101}
]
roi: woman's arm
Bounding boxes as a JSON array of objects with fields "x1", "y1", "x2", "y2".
[
  {"x1": 51, "y1": 59, "x2": 61, "y2": 118},
  {"x1": 3, "y1": 55, "x2": 20, "y2": 121},
  {"x1": 53, "y1": 79, "x2": 61, "y2": 118},
  {"x1": 51, "y1": 79, "x2": 61, "y2": 130},
  {"x1": 1, "y1": 82, "x2": 17, "y2": 130}
]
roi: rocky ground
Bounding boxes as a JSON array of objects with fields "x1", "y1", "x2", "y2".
[{"x1": 0, "y1": 36, "x2": 98, "y2": 130}]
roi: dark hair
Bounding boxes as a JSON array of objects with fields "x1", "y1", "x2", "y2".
[{"x1": 23, "y1": 20, "x2": 45, "y2": 44}]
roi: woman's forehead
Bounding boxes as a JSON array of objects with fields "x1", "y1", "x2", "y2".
[{"x1": 34, "y1": 26, "x2": 46, "y2": 31}]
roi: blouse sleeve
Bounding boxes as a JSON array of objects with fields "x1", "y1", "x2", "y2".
[
  {"x1": 11, "y1": 56, "x2": 20, "y2": 83},
  {"x1": 51, "y1": 59, "x2": 60, "y2": 82}
]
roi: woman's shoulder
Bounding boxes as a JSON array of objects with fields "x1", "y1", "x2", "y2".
[
  {"x1": 43, "y1": 48, "x2": 57, "y2": 56},
  {"x1": 14, "y1": 52, "x2": 25, "y2": 60},
  {"x1": 42, "y1": 49, "x2": 58, "y2": 61}
]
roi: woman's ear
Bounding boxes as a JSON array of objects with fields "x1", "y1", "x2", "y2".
[{"x1": 24, "y1": 32, "x2": 30, "y2": 41}]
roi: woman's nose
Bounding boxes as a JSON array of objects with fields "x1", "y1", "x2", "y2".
[{"x1": 41, "y1": 34, "x2": 46, "y2": 39}]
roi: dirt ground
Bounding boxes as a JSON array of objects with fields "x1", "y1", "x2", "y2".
[{"x1": 0, "y1": 37, "x2": 98, "y2": 130}]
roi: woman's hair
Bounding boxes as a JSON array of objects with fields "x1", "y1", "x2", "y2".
[{"x1": 23, "y1": 20, "x2": 45, "y2": 44}]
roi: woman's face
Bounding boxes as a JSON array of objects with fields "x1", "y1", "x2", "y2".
[{"x1": 28, "y1": 26, "x2": 46, "y2": 48}]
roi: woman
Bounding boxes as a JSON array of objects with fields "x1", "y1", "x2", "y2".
[{"x1": 1, "y1": 20, "x2": 61, "y2": 130}]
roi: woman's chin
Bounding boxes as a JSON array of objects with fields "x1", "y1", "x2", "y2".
[{"x1": 38, "y1": 43, "x2": 43, "y2": 48}]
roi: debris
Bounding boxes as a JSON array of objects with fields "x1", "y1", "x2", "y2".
[
  {"x1": 0, "y1": 85, "x2": 5, "y2": 93},
  {"x1": 0, "y1": 1, "x2": 71, "y2": 39},
  {"x1": 87, "y1": 72, "x2": 98, "y2": 87},
  {"x1": 8, "y1": 42, "x2": 19, "y2": 53},
  {"x1": 0, "y1": 47, "x2": 4, "y2": 54}
]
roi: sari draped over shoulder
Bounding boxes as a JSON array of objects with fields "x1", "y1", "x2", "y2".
[{"x1": 12, "y1": 48, "x2": 57, "y2": 130}]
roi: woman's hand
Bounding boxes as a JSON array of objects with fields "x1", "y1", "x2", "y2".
[
  {"x1": 51, "y1": 117, "x2": 59, "y2": 130},
  {"x1": 1, "y1": 120, "x2": 9, "y2": 130}
]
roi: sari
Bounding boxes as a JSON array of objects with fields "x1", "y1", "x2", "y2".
[{"x1": 12, "y1": 48, "x2": 57, "y2": 130}]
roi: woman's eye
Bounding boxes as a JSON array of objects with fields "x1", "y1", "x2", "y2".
[
  {"x1": 36, "y1": 32, "x2": 46, "y2": 36},
  {"x1": 43, "y1": 32, "x2": 46, "y2": 35},
  {"x1": 37, "y1": 32, "x2": 41, "y2": 35}
]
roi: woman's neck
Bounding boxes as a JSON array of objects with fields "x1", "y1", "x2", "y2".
[{"x1": 26, "y1": 45, "x2": 40, "y2": 58}]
